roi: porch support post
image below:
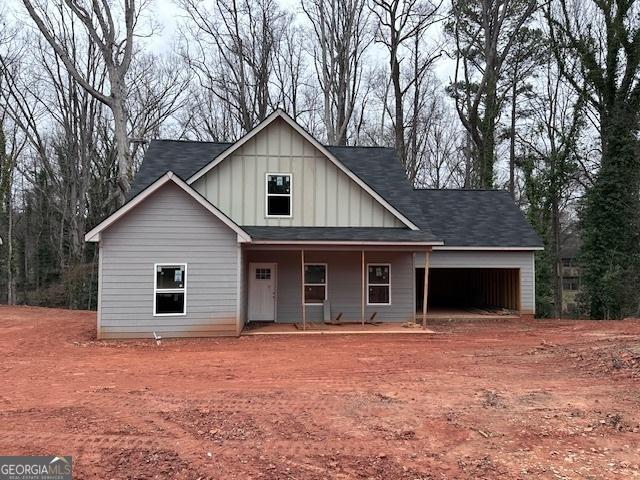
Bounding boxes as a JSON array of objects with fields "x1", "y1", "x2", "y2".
[
  {"x1": 361, "y1": 249, "x2": 365, "y2": 326},
  {"x1": 301, "y1": 249, "x2": 306, "y2": 331},
  {"x1": 422, "y1": 249, "x2": 431, "y2": 329}
]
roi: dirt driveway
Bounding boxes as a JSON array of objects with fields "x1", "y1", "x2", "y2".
[{"x1": 0, "y1": 306, "x2": 639, "y2": 479}]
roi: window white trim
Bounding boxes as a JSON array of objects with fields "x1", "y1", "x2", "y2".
[
  {"x1": 303, "y1": 263, "x2": 328, "y2": 305},
  {"x1": 366, "y1": 263, "x2": 391, "y2": 306},
  {"x1": 265, "y1": 172, "x2": 293, "y2": 218},
  {"x1": 153, "y1": 263, "x2": 187, "y2": 316}
]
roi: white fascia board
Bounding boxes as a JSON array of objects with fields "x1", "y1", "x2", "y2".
[{"x1": 186, "y1": 109, "x2": 420, "y2": 231}]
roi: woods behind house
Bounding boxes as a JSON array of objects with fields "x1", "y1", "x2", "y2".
[{"x1": 0, "y1": 0, "x2": 639, "y2": 319}]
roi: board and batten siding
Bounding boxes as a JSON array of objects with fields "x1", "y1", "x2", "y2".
[
  {"x1": 415, "y1": 250, "x2": 536, "y2": 314},
  {"x1": 98, "y1": 182, "x2": 240, "y2": 338},
  {"x1": 245, "y1": 250, "x2": 415, "y2": 323},
  {"x1": 192, "y1": 118, "x2": 403, "y2": 228}
]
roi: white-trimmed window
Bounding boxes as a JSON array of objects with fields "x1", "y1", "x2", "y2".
[
  {"x1": 154, "y1": 264, "x2": 187, "y2": 316},
  {"x1": 304, "y1": 263, "x2": 327, "y2": 305},
  {"x1": 266, "y1": 173, "x2": 292, "y2": 217},
  {"x1": 367, "y1": 264, "x2": 391, "y2": 305}
]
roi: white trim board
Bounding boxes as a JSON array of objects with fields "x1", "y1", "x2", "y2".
[
  {"x1": 84, "y1": 171, "x2": 252, "y2": 243},
  {"x1": 186, "y1": 109, "x2": 420, "y2": 231}
]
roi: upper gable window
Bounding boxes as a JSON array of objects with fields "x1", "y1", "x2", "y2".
[{"x1": 266, "y1": 173, "x2": 292, "y2": 218}]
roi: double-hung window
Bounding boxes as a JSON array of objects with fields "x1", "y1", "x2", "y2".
[
  {"x1": 154, "y1": 264, "x2": 187, "y2": 315},
  {"x1": 266, "y1": 173, "x2": 292, "y2": 217},
  {"x1": 367, "y1": 264, "x2": 391, "y2": 305},
  {"x1": 304, "y1": 264, "x2": 327, "y2": 305}
]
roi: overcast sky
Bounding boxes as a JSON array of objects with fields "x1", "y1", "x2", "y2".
[{"x1": 5, "y1": 0, "x2": 454, "y2": 90}]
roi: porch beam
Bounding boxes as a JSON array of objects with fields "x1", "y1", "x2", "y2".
[
  {"x1": 301, "y1": 249, "x2": 306, "y2": 331},
  {"x1": 361, "y1": 250, "x2": 365, "y2": 326},
  {"x1": 422, "y1": 249, "x2": 431, "y2": 329}
]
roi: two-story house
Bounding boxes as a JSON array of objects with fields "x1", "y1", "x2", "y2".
[{"x1": 85, "y1": 110, "x2": 542, "y2": 338}]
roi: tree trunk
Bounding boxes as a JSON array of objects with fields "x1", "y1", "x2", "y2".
[
  {"x1": 7, "y1": 194, "x2": 15, "y2": 305},
  {"x1": 551, "y1": 197, "x2": 562, "y2": 318},
  {"x1": 509, "y1": 75, "x2": 517, "y2": 195},
  {"x1": 110, "y1": 77, "x2": 131, "y2": 205},
  {"x1": 581, "y1": 105, "x2": 640, "y2": 319},
  {"x1": 391, "y1": 47, "x2": 405, "y2": 167},
  {"x1": 480, "y1": 68, "x2": 497, "y2": 188}
]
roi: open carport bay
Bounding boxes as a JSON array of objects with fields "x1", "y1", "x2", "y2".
[{"x1": 417, "y1": 268, "x2": 520, "y2": 313}]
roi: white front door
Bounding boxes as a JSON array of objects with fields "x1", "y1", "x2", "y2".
[{"x1": 248, "y1": 263, "x2": 277, "y2": 321}]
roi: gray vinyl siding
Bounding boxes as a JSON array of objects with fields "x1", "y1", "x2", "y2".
[
  {"x1": 192, "y1": 118, "x2": 403, "y2": 228},
  {"x1": 414, "y1": 250, "x2": 536, "y2": 314},
  {"x1": 99, "y1": 183, "x2": 239, "y2": 338},
  {"x1": 245, "y1": 250, "x2": 415, "y2": 323}
]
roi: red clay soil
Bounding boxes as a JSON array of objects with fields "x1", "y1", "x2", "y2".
[{"x1": 1, "y1": 306, "x2": 640, "y2": 479}]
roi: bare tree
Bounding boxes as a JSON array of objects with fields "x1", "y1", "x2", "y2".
[
  {"x1": 302, "y1": 0, "x2": 370, "y2": 145},
  {"x1": 517, "y1": 57, "x2": 585, "y2": 317},
  {"x1": 546, "y1": 0, "x2": 640, "y2": 318},
  {"x1": 1, "y1": 30, "x2": 107, "y2": 305},
  {"x1": 371, "y1": 0, "x2": 442, "y2": 174},
  {"x1": 176, "y1": 85, "x2": 241, "y2": 141},
  {"x1": 415, "y1": 90, "x2": 469, "y2": 188},
  {"x1": 21, "y1": 0, "x2": 144, "y2": 205},
  {"x1": 448, "y1": 0, "x2": 539, "y2": 188},
  {"x1": 504, "y1": 26, "x2": 545, "y2": 194},
  {"x1": 179, "y1": 0, "x2": 287, "y2": 135},
  {"x1": 273, "y1": 19, "x2": 309, "y2": 122},
  {"x1": 127, "y1": 54, "x2": 189, "y2": 165}
]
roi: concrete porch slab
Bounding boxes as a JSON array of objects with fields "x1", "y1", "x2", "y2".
[
  {"x1": 242, "y1": 322, "x2": 436, "y2": 335},
  {"x1": 420, "y1": 307, "x2": 521, "y2": 323}
]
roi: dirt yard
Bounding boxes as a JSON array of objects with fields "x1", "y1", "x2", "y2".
[{"x1": 1, "y1": 306, "x2": 639, "y2": 479}]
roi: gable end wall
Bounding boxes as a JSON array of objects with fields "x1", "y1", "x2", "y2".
[
  {"x1": 98, "y1": 182, "x2": 239, "y2": 338},
  {"x1": 192, "y1": 118, "x2": 404, "y2": 228}
]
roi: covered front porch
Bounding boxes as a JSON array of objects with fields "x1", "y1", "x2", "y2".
[{"x1": 240, "y1": 243, "x2": 434, "y2": 332}]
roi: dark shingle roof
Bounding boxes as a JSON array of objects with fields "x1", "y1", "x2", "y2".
[
  {"x1": 243, "y1": 226, "x2": 439, "y2": 243},
  {"x1": 128, "y1": 139, "x2": 541, "y2": 248},
  {"x1": 325, "y1": 146, "x2": 425, "y2": 228},
  {"x1": 412, "y1": 189, "x2": 543, "y2": 247},
  {"x1": 129, "y1": 140, "x2": 231, "y2": 198}
]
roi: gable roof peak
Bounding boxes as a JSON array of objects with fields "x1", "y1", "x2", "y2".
[
  {"x1": 85, "y1": 171, "x2": 251, "y2": 243},
  {"x1": 185, "y1": 109, "x2": 421, "y2": 231}
]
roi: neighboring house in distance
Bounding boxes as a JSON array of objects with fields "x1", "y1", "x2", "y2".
[
  {"x1": 85, "y1": 110, "x2": 543, "y2": 339},
  {"x1": 560, "y1": 233, "x2": 581, "y2": 314}
]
